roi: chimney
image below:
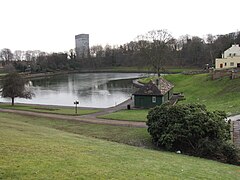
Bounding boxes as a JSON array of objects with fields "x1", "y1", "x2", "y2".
[{"x1": 156, "y1": 78, "x2": 161, "y2": 90}]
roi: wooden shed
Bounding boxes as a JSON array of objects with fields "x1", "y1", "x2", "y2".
[{"x1": 133, "y1": 78, "x2": 174, "y2": 108}]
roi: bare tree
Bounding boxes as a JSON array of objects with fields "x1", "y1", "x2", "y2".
[
  {"x1": 137, "y1": 29, "x2": 173, "y2": 77},
  {"x1": 14, "y1": 50, "x2": 24, "y2": 61},
  {"x1": 25, "y1": 50, "x2": 33, "y2": 61},
  {"x1": 69, "y1": 49, "x2": 76, "y2": 59},
  {"x1": 0, "y1": 48, "x2": 13, "y2": 62},
  {"x1": 206, "y1": 34, "x2": 217, "y2": 66},
  {"x1": 3, "y1": 63, "x2": 16, "y2": 73}
]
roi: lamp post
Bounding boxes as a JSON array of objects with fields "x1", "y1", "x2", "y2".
[{"x1": 74, "y1": 100, "x2": 79, "y2": 114}]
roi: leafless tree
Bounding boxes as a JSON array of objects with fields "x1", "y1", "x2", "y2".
[
  {"x1": 14, "y1": 50, "x2": 24, "y2": 61},
  {"x1": 0, "y1": 48, "x2": 13, "y2": 62},
  {"x1": 137, "y1": 29, "x2": 173, "y2": 77},
  {"x1": 206, "y1": 34, "x2": 217, "y2": 65},
  {"x1": 25, "y1": 50, "x2": 33, "y2": 61},
  {"x1": 90, "y1": 45, "x2": 104, "y2": 57}
]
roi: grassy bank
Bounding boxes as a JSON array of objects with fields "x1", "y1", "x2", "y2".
[
  {"x1": 0, "y1": 113, "x2": 239, "y2": 179},
  {"x1": 165, "y1": 74, "x2": 240, "y2": 115},
  {"x1": 98, "y1": 109, "x2": 148, "y2": 122},
  {"x1": 139, "y1": 73, "x2": 240, "y2": 114},
  {"x1": 0, "y1": 104, "x2": 100, "y2": 116},
  {"x1": 97, "y1": 66, "x2": 200, "y2": 73},
  {"x1": 100, "y1": 73, "x2": 240, "y2": 122},
  {"x1": 0, "y1": 112, "x2": 151, "y2": 147}
]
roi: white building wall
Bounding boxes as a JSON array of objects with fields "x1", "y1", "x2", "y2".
[
  {"x1": 215, "y1": 44, "x2": 240, "y2": 69},
  {"x1": 216, "y1": 57, "x2": 240, "y2": 69},
  {"x1": 223, "y1": 44, "x2": 240, "y2": 58}
]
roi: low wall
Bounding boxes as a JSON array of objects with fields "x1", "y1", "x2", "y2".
[{"x1": 210, "y1": 69, "x2": 240, "y2": 80}]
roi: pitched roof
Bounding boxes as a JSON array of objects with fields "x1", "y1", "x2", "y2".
[{"x1": 133, "y1": 77, "x2": 174, "y2": 96}]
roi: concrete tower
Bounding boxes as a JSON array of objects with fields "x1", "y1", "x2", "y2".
[{"x1": 75, "y1": 34, "x2": 89, "y2": 58}]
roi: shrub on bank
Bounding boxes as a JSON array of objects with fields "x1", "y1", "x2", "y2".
[{"x1": 146, "y1": 103, "x2": 239, "y2": 164}]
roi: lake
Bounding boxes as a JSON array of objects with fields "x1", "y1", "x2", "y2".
[{"x1": 0, "y1": 73, "x2": 144, "y2": 108}]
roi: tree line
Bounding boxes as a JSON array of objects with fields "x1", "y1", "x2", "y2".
[{"x1": 1, "y1": 30, "x2": 240, "y2": 73}]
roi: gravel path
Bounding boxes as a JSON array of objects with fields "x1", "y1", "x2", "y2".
[
  {"x1": 229, "y1": 115, "x2": 240, "y2": 148},
  {"x1": 1, "y1": 102, "x2": 240, "y2": 143},
  {"x1": 0, "y1": 100, "x2": 146, "y2": 128}
]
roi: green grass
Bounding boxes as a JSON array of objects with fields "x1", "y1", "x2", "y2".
[
  {"x1": 0, "y1": 113, "x2": 151, "y2": 147},
  {"x1": 0, "y1": 113, "x2": 239, "y2": 179},
  {"x1": 164, "y1": 74, "x2": 240, "y2": 115},
  {"x1": 92, "y1": 66, "x2": 200, "y2": 73},
  {"x1": 98, "y1": 109, "x2": 149, "y2": 122},
  {"x1": 101, "y1": 73, "x2": 240, "y2": 121},
  {"x1": 164, "y1": 67, "x2": 201, "y2": 73},
  {"x1": 139, "y1": 73, "x2": 240, "y2": 115},
  {"x1": 0, "y1": 104, "x2": 100, "y2": 116}
]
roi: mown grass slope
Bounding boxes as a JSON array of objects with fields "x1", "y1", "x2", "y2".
[
  {"x1": 0, "y1": 104, "x2": 100, "y2": 115},
  {"x1": 0, "y1": 113, "x2": 239, "y2": 179},
  {"x1": 0, "y1": 113, "x2": 151, "y2": 147},
  {"x1": 165, "y1": 74, "x2": 240, "y2": 115},
  {"x1": 100, "y1": 73, "x2": 240, "y2": 121},
  {"x1": 98, "y1": 109, "x2": 148, "y2": 122}
]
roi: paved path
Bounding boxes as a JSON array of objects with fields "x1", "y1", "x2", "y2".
[
  {"x1": 229, "y1": 115, "x2": 240, "y2": 148},
  {"x1": 0, "y1": 102, "x2": 146, "y2": 128},
  {"x1": 228, "y1": 114, "x2": 240, "y2": 121},
  {"x1": 232, "y1": 120, "x2": 240, "y2": 147},
  {"x1": 81, "y1": 98, "x2": 134, "y2": 118},
  {"x1": 1, "y1": 103, "x2": 240, "y2": 146}
]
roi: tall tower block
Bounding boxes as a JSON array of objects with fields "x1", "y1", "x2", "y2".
[{"x1": 75, "y1": 34, "x2": 89, "y2": 58}]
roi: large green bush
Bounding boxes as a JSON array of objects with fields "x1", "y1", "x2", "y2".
[{"x1": 146, "y1": 103, "x2": 239, "y2": 164}]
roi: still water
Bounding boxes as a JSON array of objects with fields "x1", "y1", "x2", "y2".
[{"x1": 0, "y1": 73, "x2": 144, "y2": 108}]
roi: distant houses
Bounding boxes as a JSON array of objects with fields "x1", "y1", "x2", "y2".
[
  {"x1": 215, "y1": 44, "x2": 240, "y2": 69},
  {"x1": 133, "y1": 78, "x2": 174, "y2": 108}
]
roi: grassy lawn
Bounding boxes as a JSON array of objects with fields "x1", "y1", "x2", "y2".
[
  {"x1": 98, "y1": 109, "x2": 149, "y2": 122},
  {"x1": 139, "y1": 73, "x2": 240, "y2": 115},
  {"x1": 165, "y1": 74, "x2": 240, "y2": 115},
  {"x1": 0, "y1": 103, "x2": 100, "y2": 116},
  {"x1": 0, "y1": 112, "x2": 151, "y2": 147},
  {"x1": 164, "y1": 66, "x2": 201, "y2": 73},
  {"x1": 101, "y1": 73, "x2": 240, "y2": 121},
  {"x1": 0, "y1": 113, "x2": 239, "y2": 179},
  {"x1": 94, "y1": 66, "x2": 200, "y2": 73}
]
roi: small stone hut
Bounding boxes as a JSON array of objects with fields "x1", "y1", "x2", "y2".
[{"x1": 133, "y1": 78, "x2": 174, "y2": 108}]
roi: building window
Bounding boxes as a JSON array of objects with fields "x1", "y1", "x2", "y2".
[
  {"x1": 152, "y1": 96, "x2": 156, "y2": 103},
  {"x1": 225, "y1": 62, "x2": 227, "y2": 66},
  {"x1": 233, "y1": 53, "x2": 236, "y2": 56},
  {"x1": 229, "y1": 53, "x2": 231, "y2": 57},
  {"x1": 230, "y1": 62, "x2": 234, "y2": 66}
]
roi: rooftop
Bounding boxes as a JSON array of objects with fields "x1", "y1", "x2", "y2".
[{"x1": 133, "y1": 77, "x2": 174, "y2": 96}]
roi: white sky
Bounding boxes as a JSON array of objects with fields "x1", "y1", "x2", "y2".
[{"x1": 0, "y1": 0, "x2": 240, "y2": 52}]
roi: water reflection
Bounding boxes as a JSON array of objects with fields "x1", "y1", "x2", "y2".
[{"x1": 0, "y1": 73, "x2": 143, "y2": 108}]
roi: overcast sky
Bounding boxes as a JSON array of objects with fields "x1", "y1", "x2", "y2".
[{"x1": 1, "y1": 0, "x2": 240, "y2": 52}]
